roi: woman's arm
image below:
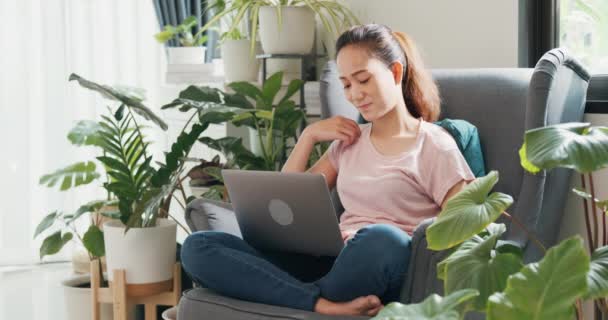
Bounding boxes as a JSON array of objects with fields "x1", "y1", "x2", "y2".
[{"x1": 440, "y1": 179, "x2": 469, "y2": 210}]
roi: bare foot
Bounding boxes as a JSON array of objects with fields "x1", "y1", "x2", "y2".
[{"x1": 314, "y1": 295, "x2": 383, "y2": 316}]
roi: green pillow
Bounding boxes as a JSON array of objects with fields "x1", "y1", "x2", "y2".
[{"x1": 357, "y1": 115, "x2": 486, "y2": 177}]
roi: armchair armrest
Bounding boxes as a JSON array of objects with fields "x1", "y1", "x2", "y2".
[{"x1": 399, "y1": 217, "x2": 452, "y2": 304}]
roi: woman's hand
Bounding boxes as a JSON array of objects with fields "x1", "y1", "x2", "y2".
[{"x1": 303, "y1": 116, "x2": 362, "y2": 147}]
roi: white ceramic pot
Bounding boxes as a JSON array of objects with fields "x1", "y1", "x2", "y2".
[
  {"x1": 167, "y1": 47, "x2": 206, "y2": 64},
  {"x1": 259, "y1": 6, "x2": 316, "y2": 54},
  {"x1": 103, "y1": 219, "x2": 177, "y2": 284},
  {"x1": 222, "y1": 39, "x2": 261, "y2": 82},
  {"x1": 62, "y1": 275, "x2": 113, "y2": 320}
]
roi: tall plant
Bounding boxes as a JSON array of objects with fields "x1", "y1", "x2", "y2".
[
  {"x1": 50, "y1": 74, "x2": 231, "y2": 233},
  {"x1": 374, "y1": 122, "x2": 608, "y2": 320},
  {"x1": 162, "y1": 71, "x2": 326, "y2": 201}
]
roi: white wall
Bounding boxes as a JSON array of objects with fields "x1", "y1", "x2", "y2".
[{"x1": 343, "y1": 0, "x2": 520, "y2": 68}]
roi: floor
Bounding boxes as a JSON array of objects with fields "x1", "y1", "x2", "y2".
[{"x1": 0, "y1": 262, "x2": 72, "y2": 320}]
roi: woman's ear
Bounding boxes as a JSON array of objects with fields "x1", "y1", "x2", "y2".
[{"x1": 390, "y1": 61, "x2": 404, "y2": 85}]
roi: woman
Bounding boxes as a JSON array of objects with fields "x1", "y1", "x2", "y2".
[{"x1": 181, "y1": 24, "x2": 475, "y2": 317}]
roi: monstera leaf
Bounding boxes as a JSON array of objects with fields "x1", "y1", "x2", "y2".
[
  {"x1": 487, "y1": 236, "x2": 589, "y2": 320},
  {"x1": 69, "y1": 73, "x2": 168, "y2": 130},
  {"x1": 39, "y1": 161, "x2": 100, "y2": 191},
  {"x1": 373, "y1": 289, "x2": 479, "y2": 320},
  {"x1": 427, "y1": 171, "x2": 513, "y2": 250},
  {"x1": 519, "y1": 122, "x2": 608, "y2": 174},
  {"x1": 67, "y1": 120, "x2": 103, "y2": 147}
]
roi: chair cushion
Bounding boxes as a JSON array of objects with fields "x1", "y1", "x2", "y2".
[
  {"x1": 434, "y1": 118, "x2": 486, "y2": 177},
  {"x1": 178, "y1": 288, "x2": 370, "y2": 320}
]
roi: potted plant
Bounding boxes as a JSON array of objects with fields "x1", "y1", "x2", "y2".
[
  {"x1": 67, "y1": 73, "x2": 256, "y2": 289},
  {"x1": 205, "y1": 0, "x2": 262, "y2": 82},
  {"x1": 155, "y1": 15, "x2": 209, "y2": 64},
  {"x1": 162, "y1": 71, "x2": 329, "y2": 202},
  {"x1": 35, "y1": 122, "x2": 126, "y2": 318},
  {"x1": 372, "y1": 122, "x2": 608, "y2": 320},
  {"x1": 199, "y1": 0, "x2": 359, "y2": 56}
]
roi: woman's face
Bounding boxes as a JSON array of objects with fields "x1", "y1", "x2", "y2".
[{"x1": 336, "y1": 44, "x2": 403, "y2": 122}]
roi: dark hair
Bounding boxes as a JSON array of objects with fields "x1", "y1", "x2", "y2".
[{"x1": 335, "y1": 24, "x2": 440, "y2": 122}]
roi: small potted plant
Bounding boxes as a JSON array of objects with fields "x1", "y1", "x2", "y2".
[
  {"x1": 199, "y1": 0, "x2": 359, "y2": 56},
  {"x1": 204, "y1": 0, "x2": 261, "y2": 82},
  {"x1": 155, "y1": 15, "x2": 209, "y2": 64}
]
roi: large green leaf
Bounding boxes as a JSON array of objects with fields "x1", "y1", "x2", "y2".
[
  {"x1": 439, "y1": 224, "x2": 524, "y2": 311},
  {"x1": 373, "y1": 289, "x2": 479, "y2": 320},
  {"x1": 69, "y1": 73, "x2": 168, "y2": 130},
  {"x1": 261, "y1": 71, "x2": 283, "y2": 107},
  {"x1": 67, "y1": 120, "x2": 103, "y2": 146},
  {"x1": 586, "y1": 245, "x2": 608, "y2": 299},
  {"x1": 427, "y1": 171, "x2": 513, "y2": 250},
  {"x1": 39, "y1": 231, "x2": 73, "y2": 259},
  {"x1": 487, "y1": 236, "x2": 589, "y2": 320},
  {"x1": 39, "y1": 161, "x2": 100, "y2": 191},
  {"x1": 161, "y1": 85, "x2": 253, "y2": 110},
  {"x1": 279, "y1": 79, "x2": 304, "y2": 105},
  {"x1": 33, "y1": 211, "x2": 59, "y2": 238},
  {"x1": 83, "y1": 225, "x2": 105, "y2": 257},
  {"x1": 519, "y1": 123, "x2": 608, "y2": 174},
  {"x1": 66, "y1": 200, "x2": 107, "y2": 224}
]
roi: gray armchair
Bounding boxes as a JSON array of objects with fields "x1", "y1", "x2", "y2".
[{"x1": 177, "y1": 48, "x2": 590, "y2": 320}]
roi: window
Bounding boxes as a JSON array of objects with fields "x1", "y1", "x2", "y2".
[{"x1": 560, "y1": 0, "x2": 608, "y2": 74}]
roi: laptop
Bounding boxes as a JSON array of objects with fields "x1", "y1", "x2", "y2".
[{"x1": 221, "y1": 169, "x2": 344, "y2": 257}]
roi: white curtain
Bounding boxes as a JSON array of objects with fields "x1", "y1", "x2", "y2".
[{"x1": 0, "y1": 0, "x2": 169, "y2": 265}]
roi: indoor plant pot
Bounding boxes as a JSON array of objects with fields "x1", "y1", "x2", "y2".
[
  {"x1": 62, "y1": 274, "x2": 113, "y2": 320},
  {"x1": 222, "y1": 39, "x2": 260, "y2": 82},
  {"x1": 258, "y1": 6, "x2": 315, "y2": 54},
  {"x1": 103, "y1": 218, "x2": 177, "y2": 286},
  {"x1": 167, "y1": 47, "x2": 206, "y2": 64}
]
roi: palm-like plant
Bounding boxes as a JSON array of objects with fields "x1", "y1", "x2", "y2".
[
  {"x1": 200, "y1": 0, "x2": 359, "y2": 55},
  {"x1": 374, "y1": 122, "x2": 608, "y2": 320}
]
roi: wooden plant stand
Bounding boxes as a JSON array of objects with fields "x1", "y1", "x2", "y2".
[{"x1": 90, "y1": 259, "x2": 181, "y2": 320}]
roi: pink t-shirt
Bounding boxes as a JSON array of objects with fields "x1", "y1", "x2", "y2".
[{"x1": 327, "y1": 118, "x2": 476, "y2": 239}]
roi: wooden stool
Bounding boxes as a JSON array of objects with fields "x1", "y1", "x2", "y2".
[{"x1": 90, "y1": 259, "x2": 181, "y2": 320}]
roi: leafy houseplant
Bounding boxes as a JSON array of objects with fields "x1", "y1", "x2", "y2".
[
  {"x1": 162, "y1": 71, "x2": 327, "y2": 201},
  {"x1": 155, "y1": 15, "x2": 209, "y2": 47},
  {"x1": 154, "y1": 15, "x2": 209, "y2": 64},
  {"x1": 200, "y1": 0, "x2": 359, "y2": 55},
  {"x1": 374, "y1": 122, "x2": 608, "y2": 320}
]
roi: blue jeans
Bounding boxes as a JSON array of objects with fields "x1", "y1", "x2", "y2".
[{"x1": 180, "y1": 224, "x2": 412, "y2": 311}]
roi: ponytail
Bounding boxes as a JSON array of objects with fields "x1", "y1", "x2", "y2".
[{"x1": 392, "y1": 31, "x2": 440, "y2": 122}]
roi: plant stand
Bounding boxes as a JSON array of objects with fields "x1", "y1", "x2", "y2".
[{"x1": 90, "y1": 259, "x2": 182, "y2": 320}]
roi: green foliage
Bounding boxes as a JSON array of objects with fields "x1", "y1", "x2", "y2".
[
  {"x1": 201, "y1": 0, "x2": 360, "y2": 56},
  {"x1": 426, "y1": 171, "x2": 513, "y2": 251},
  {"x1": 39, "y1": 231, "x2": 73, "y2": 259},
  {"x1": 373, "y1": 289, "x2": 479, "y2": 320},
  {"x1": 39, "y1": 161, "x2": 100, "y2": 191},
  {"x1": 155, "y1": 15, "x2": 208, "y2": 47},
  {"x1": 96, "y1": 113, "x2": 154, "y2": 225},
  {"x1": 164, "y1": 71, "x2": 307, "y2": 176},
  {"x1": 519, "y1": 123, "x2": 608, "y2": 174},
  {"x1": 487, "y1": 237, "x2": 589, "y2": 320},
  {"x1": 69, "y1": 73, "x2": 168, "y2": 130},
  {"x1": 438, "y1": 224, "x2": 524, "y2": 311},
  {"x1": 586, "y1": 245, "x2": 608, "y2": 299},
  {"x1": 83, "y1": 225, "x2": 105, "y2": 258}
]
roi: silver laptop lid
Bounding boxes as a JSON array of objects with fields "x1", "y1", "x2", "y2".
[{"x1": 222, "y1": 169, "x2": 344, "y2": 256}]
